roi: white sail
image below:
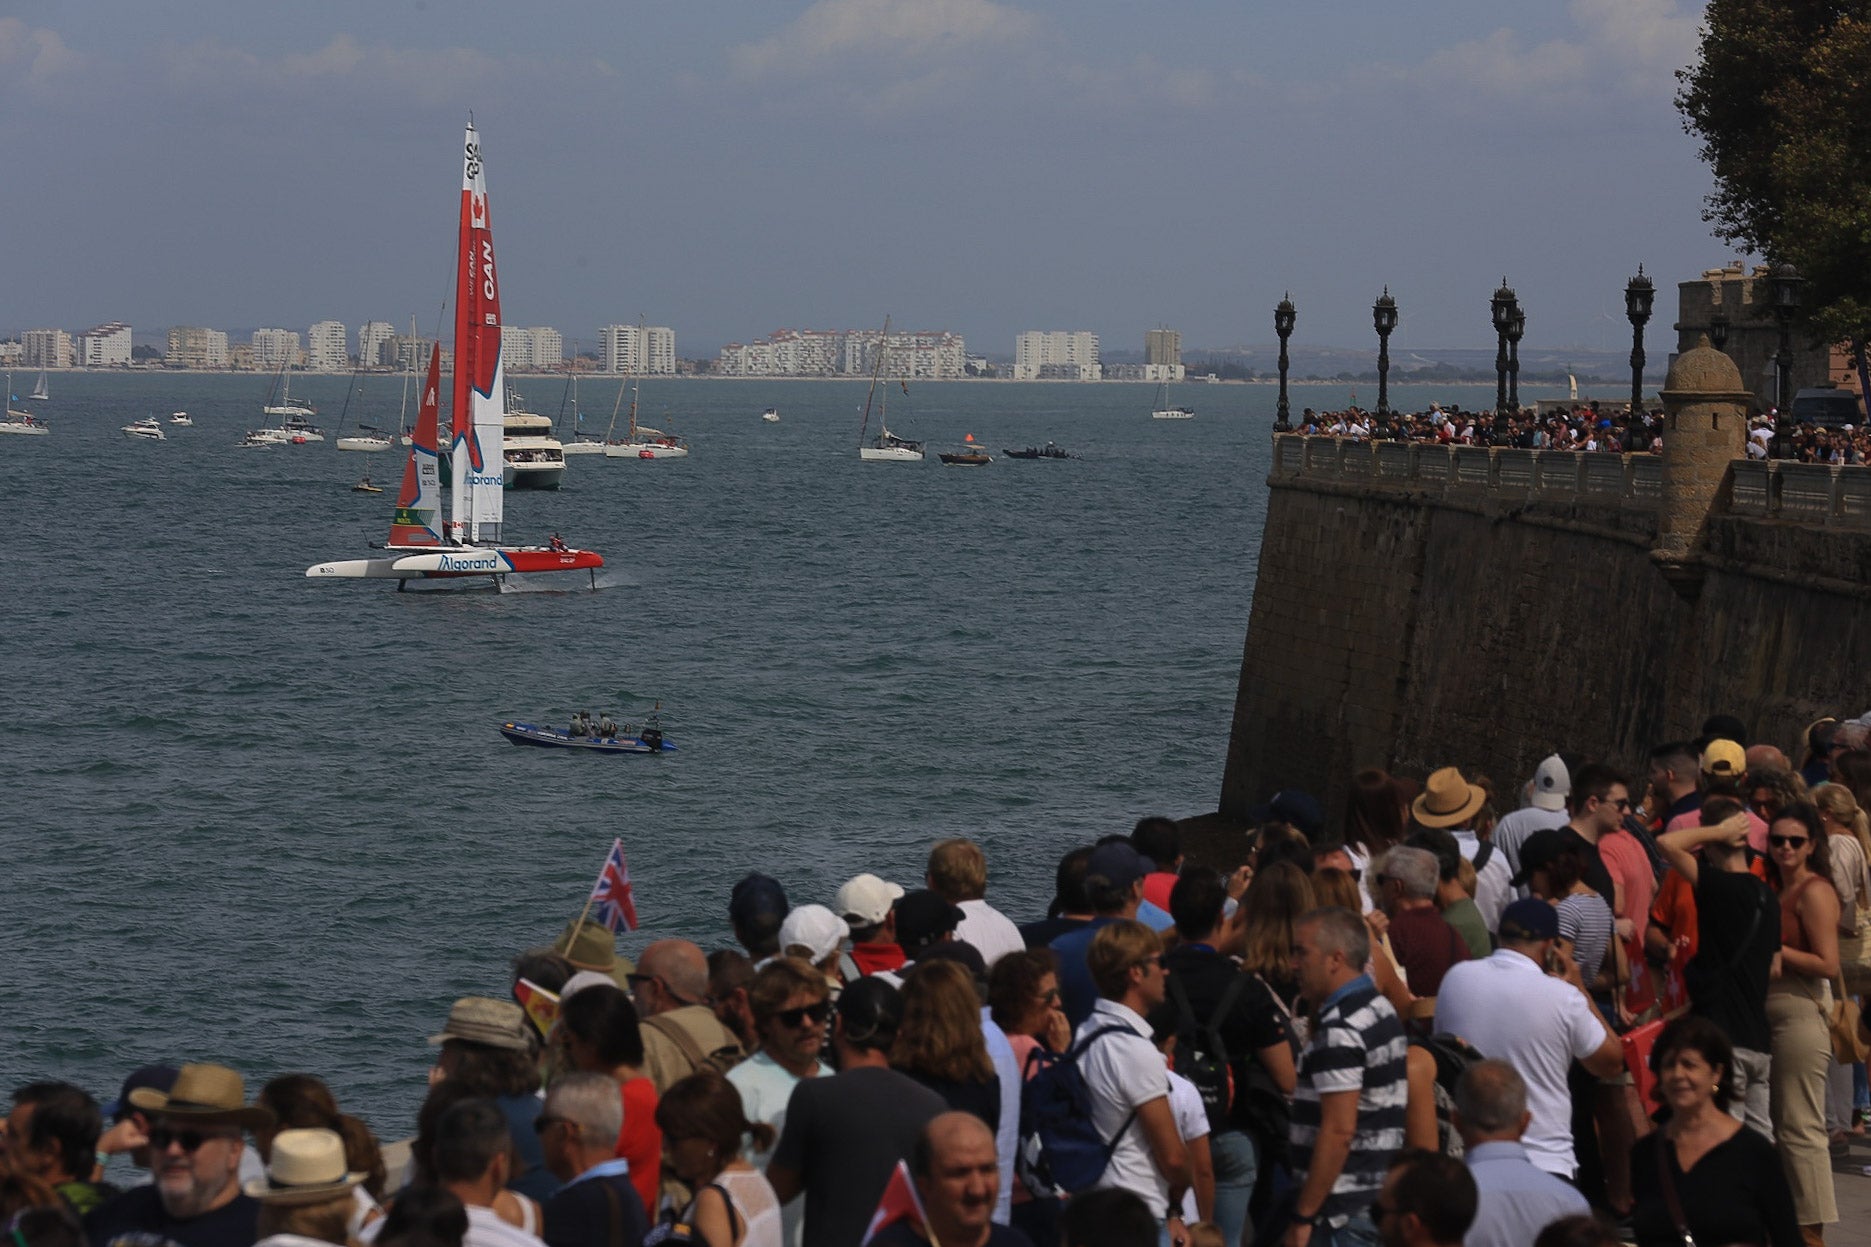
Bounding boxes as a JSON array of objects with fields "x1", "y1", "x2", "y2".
[{"x1": 451, "y1": 122, "x2": 507, "y2": 544}]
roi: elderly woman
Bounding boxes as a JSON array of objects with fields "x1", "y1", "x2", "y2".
[
  {"x1": 1764, "y1": 802, "x2": 1843, "y2": 1243},
  {"x1": 1629, "y1": 1016, "x2": 1798, "y2": 1247}
]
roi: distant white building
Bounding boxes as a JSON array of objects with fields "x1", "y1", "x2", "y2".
[
  {"x1": 252, "y1": 328, "x2": 302, "y2": 371},
  {"x1": 22, "y1": 329, "x2": 72, "y2": 369},
  {"x1": 502, "y1": 326, "x2": 565, "y2": 372},
  {"x1": 600, "y1": 324, "x2": 676, "y2": 374},
  {"x1": 1014, "y1": 331, "x2": 1101, "y2": 381},
  {"x1": 77, "y1": 322, "x2": 133, "y2": 368},
  {"x1": 307, "y1": 320, "x2": 348, "y2": 372},
  {"x1": 167, "y1": 326, "x2": 230, "y2": 369},
  {"x1": 358, "y1": 321, "x2": 396, "y2": 369},
  {"x1": 717, "y1": 327, "x2": 966, "y2": 378}
]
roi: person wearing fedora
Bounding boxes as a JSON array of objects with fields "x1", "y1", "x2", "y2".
[
  {"x1": 1411, "y1": 767, "x2": 1512, "y2": 933},
  {"x1": 246, "y1": 1128, "x2": 366, "y2": 1247},
  {"x1": 554, "y1": 923, "x2": 635, "y2": 993},
  {"x1": 85, "y1": 1063, "x2": 275, "y2": 1247},
  {"x1": 428, "y1": 998, "x2": 558, "y2": 1204}
]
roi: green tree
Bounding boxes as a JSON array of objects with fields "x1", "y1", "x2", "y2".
[{"x1": 1677, "y1": 2, "x2": 1871, "y2": 380}]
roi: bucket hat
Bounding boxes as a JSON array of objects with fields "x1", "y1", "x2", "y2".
[
  {"x1": 427, "y1": 997, "x2": 532, "y2": 1051},
  {"x1": 555, "y1": 919, "x2": 636, "y2": 990}
]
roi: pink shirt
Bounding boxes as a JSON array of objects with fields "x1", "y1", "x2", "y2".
[
  {"x1": 1665, "y1": 808, "x2": 1768, "y2": 855},
  {"x1": 1598, "y1": 829, "x2": 1655, "y2": 944}
]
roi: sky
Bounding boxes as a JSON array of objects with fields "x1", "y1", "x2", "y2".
[{"x1": 0, "y1": 0, "x2": 1735, "y2": 356}]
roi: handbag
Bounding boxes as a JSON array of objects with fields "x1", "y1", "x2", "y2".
[{"x1": 1828, "y1": 974, "x2": 1869, "y2": 1064}]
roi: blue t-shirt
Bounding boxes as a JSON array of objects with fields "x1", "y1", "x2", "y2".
[{"x1": 1051, "y1": 916, "x2": 1121, "y2": 1028}]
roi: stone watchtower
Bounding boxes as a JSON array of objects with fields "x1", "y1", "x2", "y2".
[{"x1": 1653, "y1": 334, "x2": 1752, "y2": 596}]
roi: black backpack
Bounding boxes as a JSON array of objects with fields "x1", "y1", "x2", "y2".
[
  {"x1": 1409, "y1": 1031, "x2": 1486, "y2": 1158},
  {"x1": 1168, "y1": 973, "x2": 1249, "y2": 1136}
]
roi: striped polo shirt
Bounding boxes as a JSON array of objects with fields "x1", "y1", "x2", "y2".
[{"x1": 1289, "y1": 974, "x2": 1409, "y2": 1228}]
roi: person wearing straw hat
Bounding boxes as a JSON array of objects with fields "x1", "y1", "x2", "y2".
[
  {"x1": 553, "y1": 922, "x2": 635, "y2": 992},
  {"x1": 1413, "y1": 766, "x2": 1513, "y2": 933},
  {"x1": 85, "y1": 1063, "x2": 275, "y2": 1247},
  {"x1": 247, "y1": 1128, "x2": 365, "y2": 1247}
]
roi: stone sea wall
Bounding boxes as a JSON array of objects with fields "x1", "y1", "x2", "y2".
[{"x1": 1215, "y1": 435, "x2": 1871, "y2": 833}]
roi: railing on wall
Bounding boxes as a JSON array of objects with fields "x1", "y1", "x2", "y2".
[
  {"x1": 1269, "y1": 435, "x2": 1662, "y2": 506},
  {"x1": 1272, "y1": 435, "x2": 1871, "y2": 526}
]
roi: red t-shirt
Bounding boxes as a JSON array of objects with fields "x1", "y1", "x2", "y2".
[
  {"x1": 848, "y1": 941, "x2": 907, "y2": 975},
  {"x1": 1141, "y1": 871, "x2": 1180, "y2": 914},
  {"x1": 1386, "y1": 906, "x2": 1469, "y2": 998},
  {"x1": 614, "y1": 1076, "x2": 662, "y2": 1216},
  {"x1": 1599, "y1": 829, "x2": 1655, "y2": 944}
]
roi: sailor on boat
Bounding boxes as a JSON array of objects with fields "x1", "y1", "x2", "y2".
[
  {"x1": 548, "y1": 532, "x2": 569, "y2": 552},
  {"x1": 569, "y1": 712, "x2": 588, "y2": 738},
  {"x1": 598, "y1": 713, "x2": 617, "y2": 738}
]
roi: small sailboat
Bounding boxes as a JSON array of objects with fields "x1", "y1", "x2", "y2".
[
  {"x1": 857, "y1": 316, "x2": 924, "y2": 461},
  {"x1": 28, "y1": 370, "x2": 49, "y2": 402},
  {"x1": 122, "y1": 416, "x2": 166, "y2": 440},
  {"x1": 603, "y1": 374, "x2": 689, "y2": 459},
  {"x1": 1, "y1": 374, "x2": 49, "y2": 435},
  {"x1": 1150, "y1": 376, "x2": 1193, "y2": 419},
  {"x1": 560, "y1": 370, "x2": 606, "y2": 455},
  {"x1": 307, "y1": 121, "x2": 603, "y2": 586},
  {"x1": 169, "y1": 412, "x2": 193, "y2": 426},
  {"x1": 761, "y1": 407, "x2": 780, "y2": 423},
  {"x1": 938, "y1": 433, "x2": 992, "y2": 466}
]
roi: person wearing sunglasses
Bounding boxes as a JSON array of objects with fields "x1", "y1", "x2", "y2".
[
  {"x1": 725, "y1": 958, "x2": 832, "y2": 1242},
  {"x1": 85, "y1": 1063, "x2": 275, "y2": 1247},
  {"x1": 1762, "y1": 801, "x2": 1843, "y2": 1243}
]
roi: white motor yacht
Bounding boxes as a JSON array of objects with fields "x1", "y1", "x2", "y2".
[
  {"x1": 169, "y1": 412, "x2": 193, "y2": 426},
  {"x1": 123, "y1": 417, "x2": 166, "y2": 440},
  {"x1": 502, "y1": 403, "x2": 567, "y2": 489}
]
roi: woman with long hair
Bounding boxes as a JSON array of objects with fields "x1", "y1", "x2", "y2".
[
  {"x1": 653, "y1": 1072, "x2": 781, "y2": 1247},
  {"x1": 257, "y1": 1075, "x2": 388, "y2": 1200},
  {"x1": 1237, "y1": 860, "x2": 1314, "y2": 1013},
  {"x1": 1345, "y1": 768, "x2": 1411, "y2": 866},
  {"x1": 556, "y1": 983, "x2": 660, "y2": 1220},
  {"x1": 890, "y1": 959, "x2": 1000, "y2": 1129},
  {"x1": 1628, "y1": 1016, "x2": 1798, "y2": 1247},
  {"x1": 1763, "y1": 801, "x2": 1842, "y2": 1242},
  {"x1": 986, "y1": 949, "x2": 1068, "y2": 1246}
]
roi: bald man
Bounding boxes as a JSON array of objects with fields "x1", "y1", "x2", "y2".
[
  {"x1": 867, "y1": 1112, "x2": 1033, "y2": 1247},
  {"x1": 632, "y1": 939, "x2": 745, "y2": 1091}
]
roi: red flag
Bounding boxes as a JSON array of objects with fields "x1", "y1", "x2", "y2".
[
  {"x1": 513, "y1": 977, "x2": 560, "y2": 1039},
  {"x1": 590, "y1": 838, "x2": 639, "y2": 932},
  {"x1": 860, "y1": 1160, "x2": 928, "y2": 1246}
]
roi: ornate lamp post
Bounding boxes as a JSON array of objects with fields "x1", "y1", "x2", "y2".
[
  {"x1": 1274, "y1": 293, "x2": 1296, "y2": 432},
  {"x1": 1708, "y1": 306, "x2": 1729, "y2": 352},
  {"x1": 1491, "y1": 279, "x2": 1516, "y2": 416},
  {"x1": 1506, "y1": 305, "x2": 1525, "y2": 413},
  {"x1": 1770, "y1": 261, "x2": 1803, "y2": 458},
  {"x1": 1625, "y1": 265, "x2": 1654, "y2": 418},
  {"x1": 1372, "y1": 287, "x2": 1397, "y2": 417}
]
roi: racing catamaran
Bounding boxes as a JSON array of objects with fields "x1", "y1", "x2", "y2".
[{"x1": 307, "y1": 122, "x2": 603, "y2": 586}]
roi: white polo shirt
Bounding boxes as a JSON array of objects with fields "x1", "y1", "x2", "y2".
[
  {"x1": 1076, "y1": 998, "x2": 1174, "y2": 1218},
  {"x1": 1435, "y1": 949, "x2": 1610, "y2": 1177}
]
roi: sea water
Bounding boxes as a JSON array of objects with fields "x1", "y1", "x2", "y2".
[{"x1": 0, "y1": 372, "x2": 1601, "y2": 1131}]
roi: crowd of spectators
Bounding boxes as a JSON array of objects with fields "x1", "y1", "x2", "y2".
[{"x1": 11, "y1": 713, "x2": 1871, "y2": 1247}]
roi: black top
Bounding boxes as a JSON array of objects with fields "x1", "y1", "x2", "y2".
[
  {"x1": 771, "y1": 1065, "x2": 949, "y2": 1247},
  {"x1": 1019, "y1": 915, "x2": 1090, "y2": 949},
  {"x1": 903, "y1": 1070, "x2": 1001, "y2": 1133},
  {"x1": 1687, "y1": 869, "x2": 1779, "y2": 1052},
  {"x1": 1560, "y1": 828, "x2": 1617, "y2": 904},
  {"x1": 1157, "y1": 945, "x2": 1291, "y2": 1133},
  {"x1": 1630, "y1": 1125, "x2": 1800, "y2": 1247},
  {"x1": 85, "y1": 1187, "x2": 260, "y2": 1247},
  {"x1": 542, "y1": 1171, "x2": 650, "y2": 1247},
  {"x1": 870, "y1": 1224, "x2": 1034, "y2": 1247}
]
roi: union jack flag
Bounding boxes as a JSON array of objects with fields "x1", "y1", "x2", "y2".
[{"x1": 589, "y1": 838, "x2": 639, "y2": 932}]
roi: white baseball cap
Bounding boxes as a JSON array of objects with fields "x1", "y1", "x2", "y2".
[
  {"x1": 1530, "y1": 754, "x2": 1571, "y2": 812},
  {"x1": 778, "y1": 904, "x2": 849, "y2": 964},
  {"x1": 834, "y1": 873, "x2": 905, "y2": 926}
]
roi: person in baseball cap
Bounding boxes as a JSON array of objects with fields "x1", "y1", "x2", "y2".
[
  {"x1": 728, "y1": 873, "x2": 790, "y2": 960},
  {"x1": 892, "y1": 890, "x2": 966, "y2": 961},
  {"x1": 835, "y1": 873, "x2": 907, "y2": 977}
]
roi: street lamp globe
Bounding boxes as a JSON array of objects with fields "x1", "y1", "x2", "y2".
[
  {"x1": 1372, "y1": 288, "x2": 1398, "y2": 335},
  {"x1": 1770, "y1": 261, "x2": 1803, "y2": 312},
  {"x1": 1491, "y1": 279, "x2": 1517, "y2": 335},
  {"x1": 1625, "y1": 265, "x2": 1655, "y2": 326},
  {"x1": 1275, "y1": 295, "x2": 1296, "y2": 339}
]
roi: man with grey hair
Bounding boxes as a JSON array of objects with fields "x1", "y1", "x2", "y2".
[
  {"x1": 1454, "y1": 1061, "x2": 1588, "y2": 1247},
  {"x1": 1284, "y1": 907, "x2": 1407, "y2": 1247},
  {"x1": 538, "y1": 1073, "x2": 646, "y2": 1247},
  {"x1": 1373, "y1": 845, "x2": 1469, "y2": 1001}
]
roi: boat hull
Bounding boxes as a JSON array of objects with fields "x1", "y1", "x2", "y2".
[
  {"x1": 337, "y1": 436, "x2": 392, "y2": 452},
  {"x1": 0, "y1": 421, "x2": 50, "y2": 436},
  {"x1": 1151, "y1": 409, "x2": 1195, "y2": 420},
  {"x1": 504, "y1": 461, "x2": 566, "y2": 489},
  {"x1": 859, "y1": 446, "x2": 924, "y2": 462},
  {"x1": 561, "y1": 441, "x2": 608, "y2": 456},
  {"x1": 306, "y1": 547, "x2": 602, "y2": 580},
  {"x1": 604, "y1": 441, "x2": 689, "y2": 459},
  {"x1": 938, "y1": 453, "x2": 991, "y2": 466},
  {"x1": 499, "y1": 722, "x2": 676, "y2": 753}
]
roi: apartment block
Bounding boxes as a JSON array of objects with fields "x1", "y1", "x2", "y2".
[
  {"x1": 167, "y1": 326, "x2": 230, "y2": 369},
  {"x1": 1144, "y1": 328, "x2": 1185, "y2": 382},
  {"x1": 1014, "y1": 330, "x2": 1101, "y2": 381},
  {"x1": 307, "y1": 320, "x2": 349, "y2": 372},
  {"x1": 717, "y1": 327, "x2": 966, "y2": 378},
  {"x1": 502, "y1": 325, "x2": 565, "y2": 372},
  {"x1": 77, "y1": 322, "x2": 133, "y2": 367},
  {"x1": 251, "y1": 328, "x2": 303, "y2": 371},
  {"x1": 600, "y1": 324, "x2": 676, "y2": 374},
  {"x1": 358, "y1": 321, "x2": 396, "y2": 369},
  {"x1": 22, "y1": 329, "x2": 72, "y2": 369}
]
